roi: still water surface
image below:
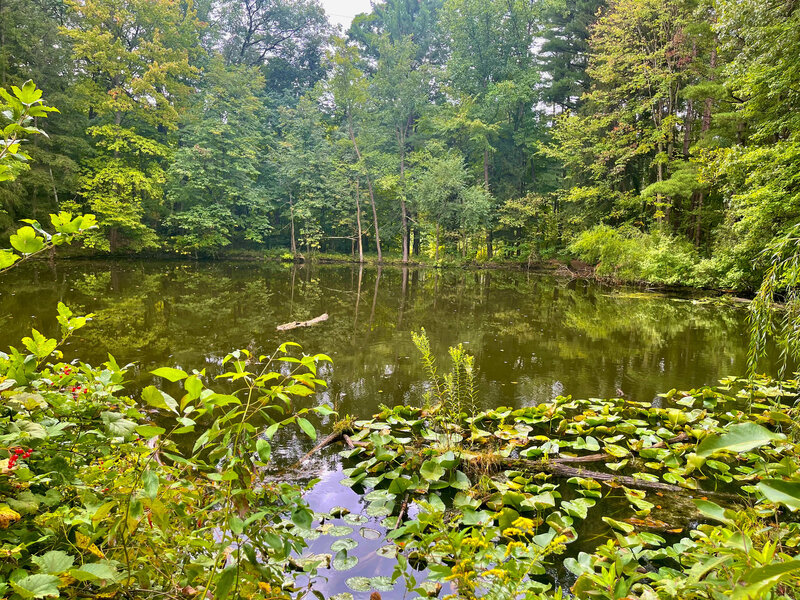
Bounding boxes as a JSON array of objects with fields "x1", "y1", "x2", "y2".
[{"x1": 0, "y1": 260, "x2": 757, "y2": 596}]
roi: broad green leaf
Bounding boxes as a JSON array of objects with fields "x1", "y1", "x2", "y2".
[
  {"x1": 151, "y1": 367, "x2": 188, "y2": 382},
  {"x1": 757, "y1": 479, "x2": 800, "y2": 512},
  {"x1": 697, "y1": 422, "x2": 784, "y2": 457},
  {"x1": 420, "y1": 459, "x2": 445, "y2": 481},
  {"x1": 0, "y1": 249, "x2": 19, "y2": 269},
  {"x1": 297, "y1": 417, "x2": 316, "y2": 440},
  {"x1": 694, "y1": 499, "x2": 734, "y2": 525},
  {"x1": 10, "y1": 226, "x2": 45, "y2": 254},
  {"x1": 31, "y1": 551, "x2": 74, "y2": 574},
  {"x1": 69, "y1": 562, "x2": 117, "y2": 582},
  {"x1": 291, "y1": 507, "x2": 313, "y2": 530},
  {"x1": 256, "y1": 438, "x2": 271, "y2": 463},
  {"x1": 10, "y1": 574, "x2": 60, "y2": 598},
  {"x1": 141, "y1": 385, "x2": 178, "y2": 413},
  {"x1": 135, "y1": 425, "x2": 165, "y2": 438},
  {"x1": 101, "y1": 411, "x2": 137, "y2": 439},
  {"x1": 732, "y1": 560, "x2": 800, "y2": 600}
]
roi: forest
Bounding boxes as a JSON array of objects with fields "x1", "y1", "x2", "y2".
[
  {"x1": 1, "y1": 0, "x2": 798, "y2": 291},
  {"x1": 5, "y1": 1, "x2": 800, "y2": 599}
]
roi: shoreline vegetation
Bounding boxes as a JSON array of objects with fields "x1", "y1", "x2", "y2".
[{"x1": 42, "y1": 246, "x2": 757, "y2": 300}]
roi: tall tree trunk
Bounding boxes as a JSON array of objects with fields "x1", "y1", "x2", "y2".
[
  {"x1": 289, "y1": 194, "x2": 297, "y2": 255},
  {"x1": 483, "y1": 146, "x2": 493, "y2": 259},
  {"x1": 695, "y1": 40, "x2": 717, "y2": 246},
  {"x1": 355, "y1": 179, "x2": 364, "y2": 263},
  {"x1": 348, "y1": 112, "x2": 381, "y2": 261},
  {"x1": 683, "y1": 99, "x2": 693, "y2": 158},
  {"x1": 694, "y1": 192, "x2": 704, "y2": 247},
  {"x1": 413, "y1": 226, "x2": 420, "y2": 256},
  {"x1": 435, "y1": 222, "x2": 440, "y2": 262},
  {"x1": 49, "y1": 167, "x2": 59, "y2": 207},
  {"x1": 399, "y1": 131, "x2": 409, "y2": 264}
]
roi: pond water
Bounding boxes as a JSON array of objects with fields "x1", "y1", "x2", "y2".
[{"x1": 0, "y1": 259, "x2": 759, "y2": 597}]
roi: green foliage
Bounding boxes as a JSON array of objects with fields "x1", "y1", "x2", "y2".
[
  {"x1": 0, "y1": 304, "x2": 335, "y2": 599},
  {"x1": 166, "y1": 58, "x2": 270, "y2": 253},
  {"x1": 569, "y1": 225, "x2": 705, "y2": 286},
  {"x1": 1, "y1": 212, "x2": 96, "y2": 273},
  {"x1": 411, "y1": 328, "x2": 476, "y2": 423},
  {"x1": 0, "y1": 81, "x2": 59, "y2": 183}
]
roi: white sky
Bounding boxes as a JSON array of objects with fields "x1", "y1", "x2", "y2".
[{"x1": 321, "y1": 0, "x2": 373, "y2": 30}]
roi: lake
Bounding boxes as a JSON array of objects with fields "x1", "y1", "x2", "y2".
[{"x1": 0, "y1": 259, "x2": 758, "y2": 596}]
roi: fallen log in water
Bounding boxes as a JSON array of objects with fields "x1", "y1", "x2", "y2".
[
  {"x1": 276, "y1": 313, "x2": 329, "y2": 331},
  {"x1": 551, "y1": 432, "x2": 691, "y2": 465},
  {"x1": 496, "y1": 456, "x2": 742, "y2": 501}
]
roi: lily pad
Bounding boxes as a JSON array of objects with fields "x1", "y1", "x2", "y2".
[
  {"x1": 360, "y1": 526, "x2": 381, "y2": 540},
  {"x1": 345, "y1": 577, "x2": 372, "y2": 592},
  {"x1": 332, "y1": 551, "x2": 359, "y2": 571},
  {"x1": 330, "y1": 538, "x2": 358, "y2": 552}
]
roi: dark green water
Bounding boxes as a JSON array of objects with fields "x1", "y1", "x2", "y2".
[{"x1": 0, "y1": 260, "x2": 757, "y2": 597}]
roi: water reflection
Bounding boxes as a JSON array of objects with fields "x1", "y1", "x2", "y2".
[{"x1": 2, "y1": 260, "x2": 753, "y2": 421}]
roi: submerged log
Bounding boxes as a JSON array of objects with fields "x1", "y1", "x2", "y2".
[
  {"x1": 276, "y1": 313, "x2": 329, "y2": 331},
  {"x1": 497, "y1": 456, "x2": 741, "y2": 501},
  {"x1": 552, "y1": 432, "x2": 691, "y2": 465}
]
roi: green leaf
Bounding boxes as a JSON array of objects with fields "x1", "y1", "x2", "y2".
[
  {"x1": 10, "y1": 226, "x2": 45, "y2": 254},
  {"x1": 31, "y1": 551, "x2": 74, "y2": 574},
  {"x1": 694, "y1": 499, "x2": 734, "y2": 525},
  {"x1": 420, "y1": 459, "x2": 446, "y2": 481},
  {"x1": 757, "y1": 479, "x2": 800, "y2": 512},
  {"x1": 135, "y1": 425, "x2": 165, "y2": 438},
  {"x1": 142, "y1": 469, "x2": 159, "y2": 499},
  {"x1": 256, "y1": 438, "x2": 271, "y2": 463},
  {"x1": 0, "y1": 249, "x2": 19, "y2": 269},
  {"x1": 697, "y1": 423, "x2": 784, "y2": 457},
  {"x1": 345, "y1": 577, "x2": 372, "y2": 592},
  {"x1": 332, "y1": 550, "x2": 359, "y2": 571},
  {"x1": 291, "y1": 507, "x2": 313, "y2": 530},
  {"x1": 101, "y1": 411, "x2": 137, "y2": 439},
  {"x1": 141, "y1": 385, "x2": 179, "y2": 413},
  {"x1": 69, "y1": 563, "x2": 117, "y2": 582},
  {"x1": 215, "y1": 566, "x2": 237, "y2": 599},
  {"x1": 297, "y1": 417, "x2": 316, "y2": 440},
  {"x1": 151, "y1": 367, "x2": 188, "y2": 382},
  {"x1": 602, "y1": 517, "x2": 635, "y2": 534},
  {"x1": 733, "y1": 560, "x2": 800, "y2": 600},
  {"x1": 10, "y1": 574, "x2": 60, "y2": 598}
]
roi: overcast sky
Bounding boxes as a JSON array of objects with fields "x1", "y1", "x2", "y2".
[{"x1": 321, "y1": 0, "x2": 373, "y2": 30}]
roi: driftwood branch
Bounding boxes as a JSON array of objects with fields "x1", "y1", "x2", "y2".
[
  {"x1": 294, "y1": 431, "x2": 344, "y2": 467},
  {"x1": 276, "y1": 313, "x2": 329, "y2": 331}
]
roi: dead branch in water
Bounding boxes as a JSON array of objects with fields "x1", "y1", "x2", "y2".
[{"x1": 277, "y1": 313, "x2": 329, "y2": 331}]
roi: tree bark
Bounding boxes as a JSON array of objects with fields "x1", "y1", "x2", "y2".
[
  {"x1": 348, "y1": 111, "x2": 381, "y2": 261},
  {"x1": 289, "y1": 194, "x2": 297, "y2": 255},
  {"x1": 399, "y1": 130, "x2": 409, "y2": 264},
  {"x1": 355, "y1": 179, "x2": 364, "y2": 262}
]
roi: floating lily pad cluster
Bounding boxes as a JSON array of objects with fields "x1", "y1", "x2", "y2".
[{"x1": 334, "y1": 375, "x2": 800, "y2": 597}]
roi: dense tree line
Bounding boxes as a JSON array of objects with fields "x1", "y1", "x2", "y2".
[{"x1": 1, "y1": 0, "x2": 798, "y2": 291}]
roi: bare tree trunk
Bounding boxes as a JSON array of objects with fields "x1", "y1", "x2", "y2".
[
  {"x1": 348, "y1": 113, "x2": 382, "y2": 261},
  {"x1": 483, "y1": 147, "x2": 493, "y2": 259},
  {"x1": 695, "y1": 41, "x2": 717, "y2": 246},
  {"x1": 435, "y1": 223, "x2": 440, "y2": 262},
  {"x1": 49, "y1": 167, "x2": 59, "y2": 207},
  {"x1": 399, "y1": 133, "x2": 409, "y2": 264},
  {"x1": 683, "y1": 99, "x2": 693, "y2": 158},
  {"x1": 289, "y1": 194, "x2": 297, "y2": 255},
  {"x1": 355, "y1": 179, "x2": 363, "y2": 263}
]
